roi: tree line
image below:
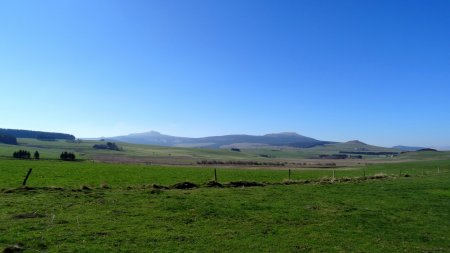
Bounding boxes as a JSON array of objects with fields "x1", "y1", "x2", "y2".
[
  {"x1": 12, "y1": 150, "x2": 76, "y2": 161},
  {"x1": 0, "y1": 133, "x2": 18, "y2": 145},
  {"x1": 0, "y1": 128, "x2": 75, "y2": 140},
  {"x1": 93, "y1": 142, "x2": 121, "y2": 151},
  {"x1": 13, "y1": 150, "x2": 39, "y2": 159}
]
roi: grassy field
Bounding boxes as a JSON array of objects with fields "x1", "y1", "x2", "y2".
[
  {"x1": 0, "y1": 158, "x2": 449, "y2": 188},
  {"x1": 1, "y1": 157, "x2": 450, "y2": 252}
]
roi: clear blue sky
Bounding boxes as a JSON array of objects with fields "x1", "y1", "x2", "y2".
[{"x1": 1, "y1": 0, "x2": 449, "y2": 147}]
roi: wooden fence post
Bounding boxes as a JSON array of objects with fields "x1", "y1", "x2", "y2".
[
  {"x1": 214, "y1": 168, "x2": 217, "y2": 182},
  {"x1": 289, "y1": 169, "x2": 291, "y2": 180},
  {"x1": 22, "y1": 168, "x2": 33, "y2": 186}
]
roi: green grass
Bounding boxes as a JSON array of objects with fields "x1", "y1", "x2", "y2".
[
  {"x1": 0, "y1": 158, "x2": 450, "y2": 189},
  {"x1": 1, "y1": 158, "x2": 450, "y2": 251},
  {"x1": 1, "y1": 158, "x2": 450, "y2": 188}
]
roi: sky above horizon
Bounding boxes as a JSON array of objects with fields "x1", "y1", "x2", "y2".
[{"x1": 1, "y1": 0, "x2": 450, "y2": 148}]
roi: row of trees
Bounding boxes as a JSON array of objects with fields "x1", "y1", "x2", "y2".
[
  {"x1": 13, "y1": 150, "x2": 39, "y2": 159},
  {"x1": 12, "y1": 150, "x2": 76, "y2": 161}
]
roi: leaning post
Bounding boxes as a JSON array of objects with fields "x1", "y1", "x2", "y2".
[{"x1": 22, "y1": 168, "x2": 33, "y2": 186}]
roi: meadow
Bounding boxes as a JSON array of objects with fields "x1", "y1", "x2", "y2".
[
  {"x1": 1, "y1": 139, "x2": 450, "y2": 252},
  {"x1": 1, "y1": 156, "x2": 450, "y2": 252}
]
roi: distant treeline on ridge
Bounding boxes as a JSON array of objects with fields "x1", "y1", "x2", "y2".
[
  {"x1": 0, "y1": 133, "x2": 18, "y2": 145},
  {"x1": 0, "y1": 128, "x2": 75, "y2": 140}
]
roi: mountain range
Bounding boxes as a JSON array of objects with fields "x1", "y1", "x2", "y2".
[{"x1": 107, "y1": 131, "x2": 333, "y2": 149}]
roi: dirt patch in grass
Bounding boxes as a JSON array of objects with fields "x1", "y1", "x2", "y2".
[
  {"x1": 205, "y1": 181, "x2": 223, "y2": 188},
  {"x1": 225, "y1": 181, "x2": 266, "y2": 187},
  {"x1": 151, "y1": 184, "x2": 169, "y2": 189},
  {"x1": 1, "y1": 186, "x2": 36, "y2": 193},
  {"x1": 1, "y1": 173, "x2": 397, "y2": 195},
  {"x1": 12, "y1": 212, "x2": 46, "y2": 219},
  {"x1": 282, "y1": 179, "x2": 310, "y2": 185},
  {"x1": 170, "y1": 182, "x2": 198, "y2": 189},
  {"x1": 3, "y1": 243, "x2": 24, "y2": 253},
  {"x1": 2, "y1": 186, "x2": 65, "y2": 194}
]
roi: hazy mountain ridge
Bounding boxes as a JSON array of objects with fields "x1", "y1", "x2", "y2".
[
  {"x1": 393, "y1": 145, "x2": 427, "y2": 151},
  {"x1": 108, "y1": 131, "x2": 333, "y2": 149}
]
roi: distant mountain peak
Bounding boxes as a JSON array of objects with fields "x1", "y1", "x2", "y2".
[
  {"x1": 128, "y1": 130, "x2": 162, "y2": 137},
  {"x1": 146, "y1": 130, "x2": 161, "y2": 135},
  {"x1": 264, "y1": 132, "x2": 301, "y2": 137},
  {"x1": 346, "y1": 140, "x2": 367, "y2": 145}
]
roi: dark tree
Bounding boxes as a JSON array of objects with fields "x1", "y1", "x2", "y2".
[
  {"x1": 34, "y1": 151, "x2": 40, "y2": 160},
  {"x1": 60, "y1": 152, "x2": 76, "y2": 161},
  {"x1": 13, "y1": 150, "x2": 31, "y2": 159}
]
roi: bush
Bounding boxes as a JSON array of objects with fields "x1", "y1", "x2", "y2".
[{"x1": 60, "y1": 152, "x2": 76, "y2": 161}]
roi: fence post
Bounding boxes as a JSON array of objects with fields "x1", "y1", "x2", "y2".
[
  {"x1": 332, "y1": 169, "x2": 335, "y2": 179},
  {"x1": 363, "y1": 168, "x2": 366, "y2": 177},
  {"x1": 214, "y1": 168, "x2": 218, "y2": 182},
  {"x1": 22, "y1": 168, "x2": 33, "y2": 186},
  {"x1": 289, "y1": 169, "x2": 291, "y2": 180}
]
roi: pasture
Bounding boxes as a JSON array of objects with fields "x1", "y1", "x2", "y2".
[{"x1": 1, "y1": 157, "x2": 450, "y2": 252}]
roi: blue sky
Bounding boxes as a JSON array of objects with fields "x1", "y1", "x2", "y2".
[{"x1": 1, "y1": 0, "x2": 449, "y2": 147}]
